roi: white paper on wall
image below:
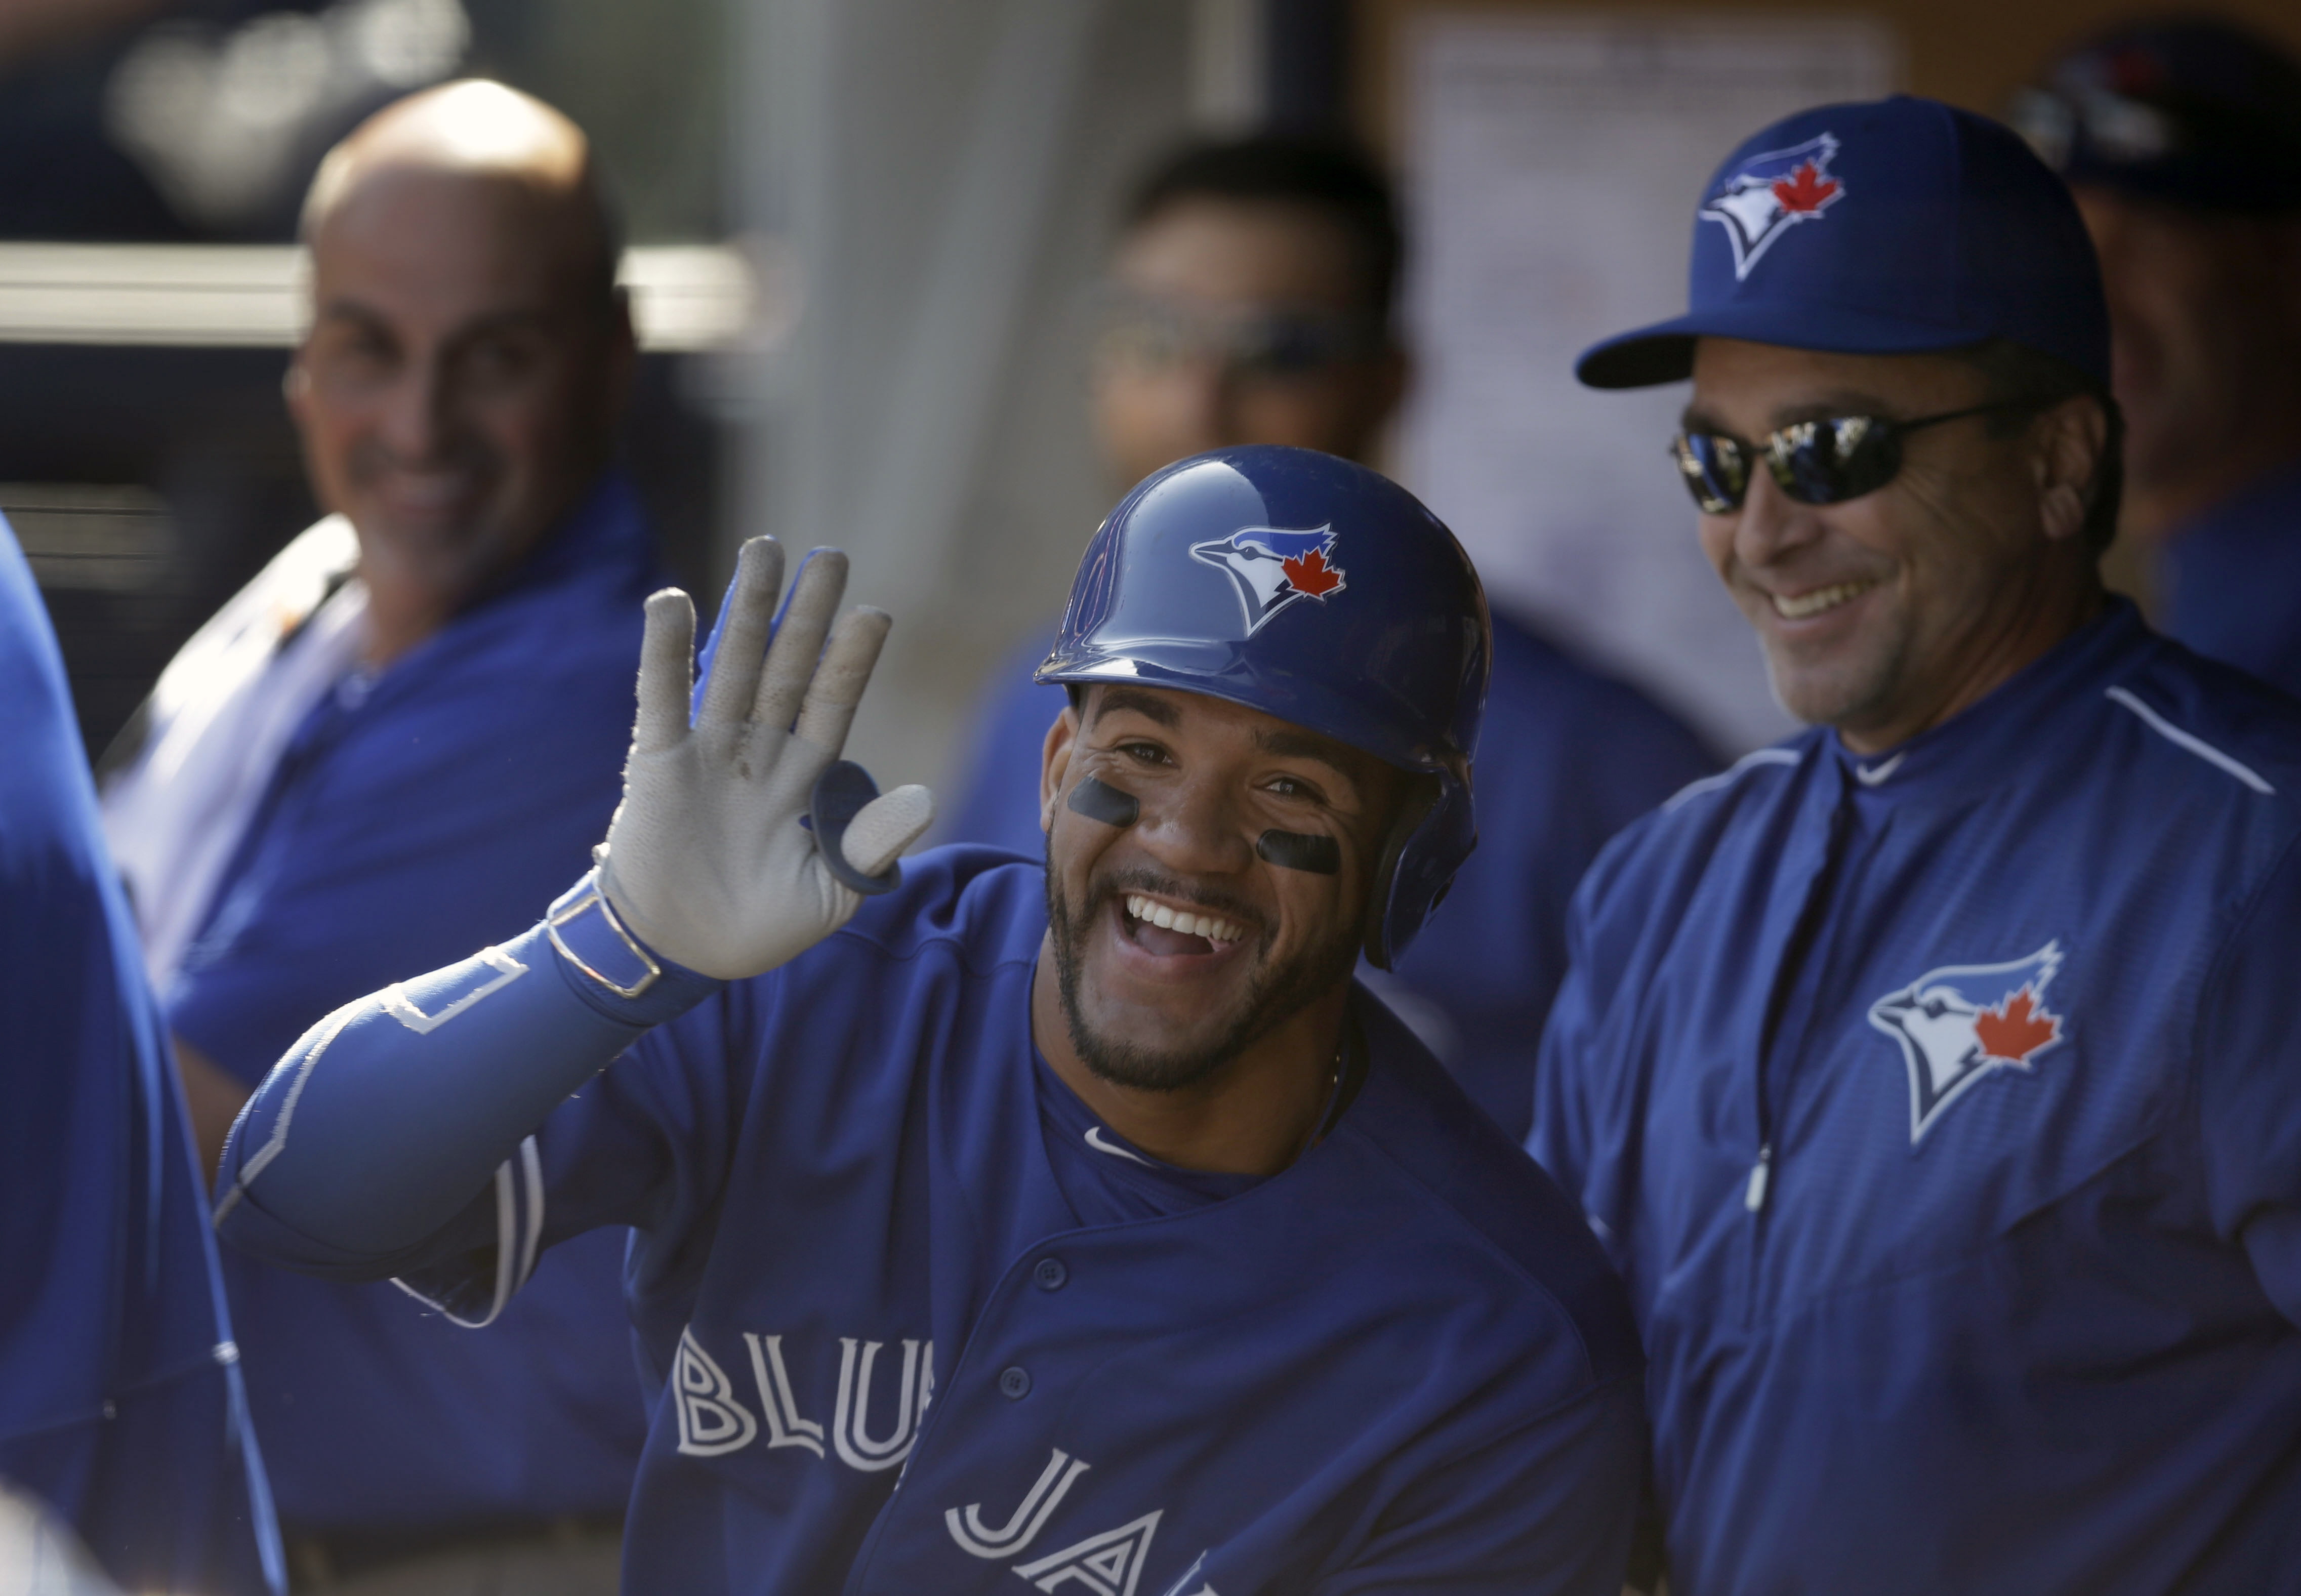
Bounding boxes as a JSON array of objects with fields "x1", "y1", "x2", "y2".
[{"x1": 1397, "y1": 12, "x2": 1900, "y2": 752}]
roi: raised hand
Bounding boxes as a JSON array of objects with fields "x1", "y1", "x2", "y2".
[{"x1": 596, "y1": 537, "x2": 935, "y2": 980}]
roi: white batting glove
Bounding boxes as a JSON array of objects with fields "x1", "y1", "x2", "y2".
[{"x1": 595, "y1": 538, "x2": 936, "y2": 981}]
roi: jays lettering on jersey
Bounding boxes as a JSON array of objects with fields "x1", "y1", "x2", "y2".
[
  {"x1": 1528, "y1": 599, "x2": 2301, "y2": 1594},
  {"x1": 224, "y1": 850, "x2": 1646, "y2": 1595}
]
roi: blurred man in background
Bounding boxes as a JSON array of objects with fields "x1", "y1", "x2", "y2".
[
  {"x1": 0, "y1": 510, "x2": 280, "y2": 1595},
  {"x1": 98, "y1": 80, "x2": 648, "y2": 1592},
  {"x1": 2015, "y1": 18, "x2": 2301, "y2": 694},
  {"x1": 946, "y1": 135, "x2": 1714, "y2": 1139}
]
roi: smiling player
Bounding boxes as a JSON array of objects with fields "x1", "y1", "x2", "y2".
[
  {"x1": 1533, "y1": 97, "x2": 2301, "y2": 1593},
  {"x1": 212, "y1": 444, "x2": 1645, "y2": 1594}
]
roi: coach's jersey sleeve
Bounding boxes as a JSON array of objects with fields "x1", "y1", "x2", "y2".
[
  {"x1": 2197, "y1": 840, "x2": 2301, "y2": 1329},
  {"x1": 1525, "y1": 832, "x2": 1645, "y2": 1291}
]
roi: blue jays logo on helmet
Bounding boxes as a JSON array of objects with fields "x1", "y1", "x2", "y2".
[
  {"x1": 1036, "y1": 446, "x2": 1488, "y2": 970},
  {"x1": 1867, "y1": 942, "x2": 2067, "y2": 1143},
  {"x1": 1701, "y1": 131, "x2": 1846, "y2": 279},
  {"x1": 1188, "y1": 524, "x2": 1346, "y2": 636}
]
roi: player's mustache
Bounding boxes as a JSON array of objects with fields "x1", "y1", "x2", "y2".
[{"x1": 1085, "y1": 866, "x2": 1267, "y2": 940}]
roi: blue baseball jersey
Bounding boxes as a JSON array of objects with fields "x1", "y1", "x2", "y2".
[
  {"x1": 312, "y1": 849, "x2": 1646, "y2": 1594},
  {"x1": 2157, "y1": 456, "x2": 2301, "y2": 699},
  {"x1": 163, "y1": 475, "x2": 655, "y2": 1530},
  {"x1": 1529, "y1": 600, "x2": 2301, "y2": 1594},
  {"x1": 0, "y1": 517, "x2": 282, "y2": 1593},
  {"x1": 944, "y1": 611, "x2": 1716, "y2": 1137}
]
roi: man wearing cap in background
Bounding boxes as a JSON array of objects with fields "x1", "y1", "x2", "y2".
[
  {"x1": 2013, "y1": 18, "x2": 2301, "y2": 695},
  {"x1": 947, "y1": 134, "x2": 1714, "y2": 1140},
  {"x1": 97, "y1": 81, "x2": 647, "y2": 1590},
  {"x1": 1529, "y1": 95, "x2": 2301, "y2": 1592}
]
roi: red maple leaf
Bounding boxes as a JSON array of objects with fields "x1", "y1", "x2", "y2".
[
  {"x1": 1974, "y1": 987, "x2": 2061, "y2": 1065},
  {"x1": 1771, "y1": 161, "x2": 1841, "y2": 215},
  {"x1": 1281, "y1": 546, "x2": 1344, "y2": 598}
]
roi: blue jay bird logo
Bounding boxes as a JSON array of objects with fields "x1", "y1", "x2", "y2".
[
  {"x1": 1188, "y1": 525, "x2": 1346, "y2": 635},
  {"x1": 1701, "y1": 131, "x2": 1846, "y2": 279},
  {"x1": 1867, "y1": 942, "x2": 2067, "y2": 1143}
]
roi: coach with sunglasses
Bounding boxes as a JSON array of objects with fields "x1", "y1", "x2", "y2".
[{"x1": 1528, "y1": 96, "x2": 2301, "y2": 1593}]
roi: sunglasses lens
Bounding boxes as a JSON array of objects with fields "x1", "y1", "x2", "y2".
[
  {"x1": 1674, "y1": 434, "x2": 1747, "y2": 514},
  {"x1": 1767, "y1": 417, "x2": 1901, "y2": 505}
]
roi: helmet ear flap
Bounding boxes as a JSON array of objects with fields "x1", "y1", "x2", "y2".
[{"x1": 1362, "y1": 776, "x2": 1442, "y2": 972}]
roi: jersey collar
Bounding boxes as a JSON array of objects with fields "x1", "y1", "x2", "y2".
[{"x1": 1825, "y1": 597, "x2": 2152, "y2": 810}]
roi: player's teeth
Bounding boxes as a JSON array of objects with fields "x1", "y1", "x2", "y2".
[
  {"x1": 1123, "y1": 895, "x2": 1241, "y2": 944},
  {"x1": 1772, "y1": 580, "x2": 1877, "y2": 619}
]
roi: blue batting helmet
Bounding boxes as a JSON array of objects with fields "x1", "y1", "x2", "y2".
[{"x1": 1035, "y1": 445, "x2": 1490, "y2": 970}]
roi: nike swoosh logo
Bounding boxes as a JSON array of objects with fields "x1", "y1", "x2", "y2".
[
  {"x1": 1084, "y1": 1126, "x2": 1154, "y2": 1166},
  {"x1": 1855, "y1": 751, "x2": 1907, "y2": 786}
]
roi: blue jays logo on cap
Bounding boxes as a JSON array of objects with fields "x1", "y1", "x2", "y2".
[
  {"x1": 1189, "y1": 524, "x2": 1346, "y2": 635},
  {"x1": 1867, "y1": 942, "x2": 2067, "y2": 1143},
  {"x1": 1701, "y1": 131, "x2": 1847, "y2": 280}
]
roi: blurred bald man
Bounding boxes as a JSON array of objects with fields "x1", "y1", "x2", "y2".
[{"x1": 99, "y1": 81, "x2": 650, "y2": 1592}]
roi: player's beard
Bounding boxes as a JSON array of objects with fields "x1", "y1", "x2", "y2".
[{"x1": 1044, "y1": 863, "x2": 1360, "y2": 1093}]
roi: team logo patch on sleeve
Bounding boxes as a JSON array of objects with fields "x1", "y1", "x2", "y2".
[
  {"x1": 1701, "y1": 132, "x2": 1845, "y2": 279},
  {"x1": 1867, "y1": 942, "x2": 2066, "y2": 1143},
  {"x1": 1189, "y1": 525, "x2": 1345, "y2": 634}
]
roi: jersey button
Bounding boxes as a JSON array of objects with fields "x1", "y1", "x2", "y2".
[
  {"x1": 1034, "y1": 1257, "x2": 1068, "y2": 1291},
  {"x1": 998, "y1": 1366, "x2": 1032, "y2": 1401}
]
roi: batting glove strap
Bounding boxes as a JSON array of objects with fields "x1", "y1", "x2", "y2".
[{"x1": 545, "y1": 870, "x2": 723, "y2": 1026}]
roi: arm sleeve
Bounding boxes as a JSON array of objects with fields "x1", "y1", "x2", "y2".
[
  {"x1": 1322, "y1": 1378, "x2": 1644, "y2": 1595},
  {"x1": 213, "y1": 889, "x2": 718, "y2": 1289},
  {"x1": 2196, "y1": 839, "x2": 2301, "y2": 1328}
]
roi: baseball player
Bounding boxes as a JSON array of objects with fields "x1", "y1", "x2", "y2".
[
  {"x1": 1531, "y1": 96, "x2": 2301, "y2": 1592},
  {"x1": 0, "y1": 513, "x2": 281, "y2": 1593},
  {"x1": 213, "y1": 445, "x2": 1647, "y2": 1594},
  {"x1": 946, "y1": 134, "x2": 1717, "y2": 1139}
]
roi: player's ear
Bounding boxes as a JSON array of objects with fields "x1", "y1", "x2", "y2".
[
  {"x1": 1041, "y1": 702, "x2": 1082, "y2": 837},
  {"x1": 2032, "y1": 393, "x2": 2105, "y2": 545},
  {"x1": 282, "y1": 356, "x2": 312, "y2": 428}
]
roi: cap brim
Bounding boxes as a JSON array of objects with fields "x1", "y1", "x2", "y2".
[{"x1": 1575, "y1": 301, "x2": 1992, "y2": 389}]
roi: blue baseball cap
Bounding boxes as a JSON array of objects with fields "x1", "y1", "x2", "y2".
[
  {"x1": 1576, "y1": 95, "x2": 2110, "y2": 390},
  {"x1": 2010, "y1": 18, "x2": 2301, "y2": 214}
]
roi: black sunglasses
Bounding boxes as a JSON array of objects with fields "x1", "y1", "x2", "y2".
[{"x1": 1670, "y1": 400, "x2": 2037, "y2": 514}]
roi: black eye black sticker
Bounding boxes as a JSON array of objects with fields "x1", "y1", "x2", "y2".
[
  {"x1": 1067, "y1": 774, "x2": 1141, "y2": 828},
  {"x1": 1256, "y1": 830, "x2": 1340, "y2": 874}
]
